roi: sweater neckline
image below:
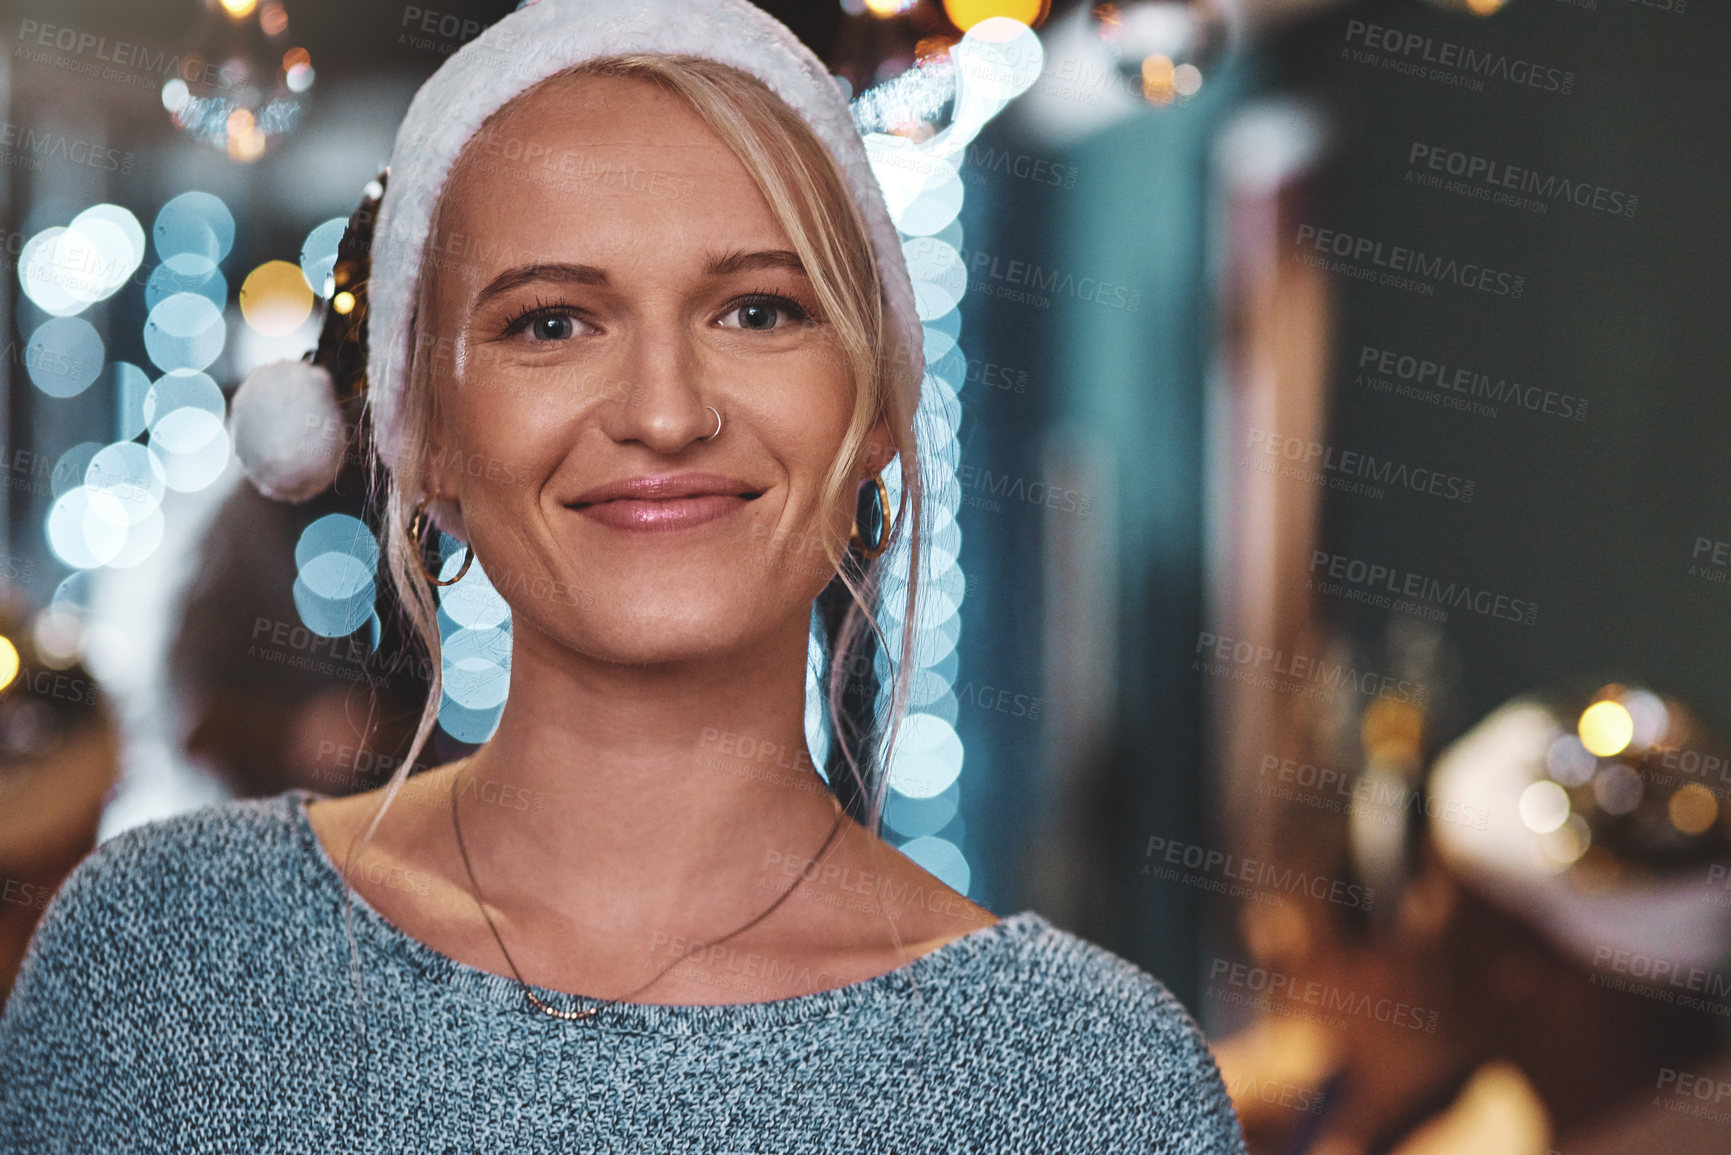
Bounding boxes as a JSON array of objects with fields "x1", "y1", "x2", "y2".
[{"x1": 281, "y1": 786, "x2": 1045, "y2": 1035}]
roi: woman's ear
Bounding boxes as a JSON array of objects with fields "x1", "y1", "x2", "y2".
[
  {"x1": 861, "y1": 413, "x2": 900, "y2": 479},
  {"x1": 416, "y1": 422, "x2": 470, "y2": 545}
]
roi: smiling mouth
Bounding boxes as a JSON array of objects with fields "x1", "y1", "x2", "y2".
[
  {"x1": 567, "y1": 491, "x2": 763, "y2": 510},
  {"x1": 567, "y1": 491, "x2": 762, "y2": 531}
]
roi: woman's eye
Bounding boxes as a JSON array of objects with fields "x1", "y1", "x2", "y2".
[
  {"x1": 504, "y1": 308, "x2": 584, "y2": 342},
  {"x1": 529, "y1": 314, "x2": 575, "y2": 341},
  {"x1": 721, "y1": 295, "x2": 811, "y2": 332}
]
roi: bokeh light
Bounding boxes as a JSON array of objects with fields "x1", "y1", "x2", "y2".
[
  {"x1": 25, "y1": 317, "x2": 104, "y2": 398},
  {"x1": 1578, "y1": 700, "x2": 1634, "y2": 757},
  {"x1": 153, "y1": 192, "x2": 236, "y2": 265},
  {"x1": 1518, "y1": 779, "x2": 1571, "y2": 834},
  {"x1": 143, "y1": 293, "x2": 226, "y2": 372},
  {"x1": 943, "y1": 0, "x2": 1047, "y2": 32},
  {"x1": 299, "y1": 217, "x2": 348, "y2": 298},
  {"x1": 239, "y1": 259, "x2": 315, "y2": 335},
  {"x1": 293, "y1": 513, "x2": 378, "y2": 638},
  {"x1": 1668, "y1": 784, "x2": 1718, "y2": 835}
]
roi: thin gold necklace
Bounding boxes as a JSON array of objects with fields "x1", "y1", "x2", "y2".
[{"x1": 447, "y1": 759, "x2": 852, "y2": 1021}]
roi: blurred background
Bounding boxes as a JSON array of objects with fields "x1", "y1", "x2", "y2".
[{"x1": 3, "y1": 0, "x2": 1728, "y2": 1149}]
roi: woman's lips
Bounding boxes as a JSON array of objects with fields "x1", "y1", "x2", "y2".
[{"x1": 572, "y1": 493, "x2": 751, "y2": 531}]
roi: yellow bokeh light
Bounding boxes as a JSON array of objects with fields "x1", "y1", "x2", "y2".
[
  {"x1": 1465, "y1": 0, "x2": 1509, "y2": 14},
  {"x1": 220, "y1": 0, "x2": 259, "y2": 18},
  {"x1": 0, "y1": 636, "x2": 18, "y2": 692},
  {"x1": 865, "y1": 0, "x2": 910, "y2": 17},
  {"x1": 240, "y1": 260, "x2": 314, "y2": 336},
  {"x1": 942, "y1": 0, "x2": 1046, "y2": 31},
  {"x1": 1141, "y1": 54, "x2": 1175, "y2": 105},
  {"x1": 332, "y1": 291, "x2": 356, "y2": 315},
  {"x1": 1669, "y1": 784, "x2": 1719, "y2": 835},
  {"x1": 1578, "y1": 700, "x2": 1634, "y2": 757}
]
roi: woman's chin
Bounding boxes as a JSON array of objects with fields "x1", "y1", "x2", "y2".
[{"x1": 541, "y1": 604, "x2": 778, "y2": 668}]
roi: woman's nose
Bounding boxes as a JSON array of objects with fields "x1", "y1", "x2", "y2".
[{"x1": 594, "y1": 319, "x2": 720, "y2": 453}]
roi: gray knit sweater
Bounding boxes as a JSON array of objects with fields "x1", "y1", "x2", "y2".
[{"x1": 0, "y1": 787, "x2": 1246, "y2": 1153}]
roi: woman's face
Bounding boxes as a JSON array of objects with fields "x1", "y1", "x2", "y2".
[{"x1": 420, "y1": 73, "x2": 895, "y2": 665}]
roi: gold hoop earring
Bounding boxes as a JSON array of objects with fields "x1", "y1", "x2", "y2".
[
  {"x1": 408, "y1": 495, "x2": 473, "y2": 586},
  {"x1": 849, "y1": 473, "x2": 892, "y2": 560}
]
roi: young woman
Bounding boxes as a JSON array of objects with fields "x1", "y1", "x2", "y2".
[{"x1": 0, "y1": 2, "x2": 1246, "y2": 1149}]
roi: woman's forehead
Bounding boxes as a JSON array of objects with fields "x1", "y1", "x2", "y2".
[{"x1": 427, "y1": 82, "x2": 794, "y2": 301}]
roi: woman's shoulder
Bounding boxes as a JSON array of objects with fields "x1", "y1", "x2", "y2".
[
  {"x1": 952, "y1": 912, "x2": 1248, "y2": 1152},
  {"x1": 41, "y1": 789, "x2": 305, "y2": 924},
  {"x1": 4, "y1": 790, "x2": 311, "y2": 1001},
  {"x1": 0, "y1": 790, "x2": 313, "y2": 1145}
]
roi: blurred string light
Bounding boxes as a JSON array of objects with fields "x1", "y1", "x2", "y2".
[
  {"x1": 846, "y1": 17, "x2": 1043, "y2": 896},
  {"x1": 38, "y1": 191, "x2": 239, "y2": 575},
  {"x1": 1090, "y1": 0, "x2": 1229, "y2": 105},
  {"x1": 299, "y1": 217, "x2": 348, "y2": 299},
  {"x1": 431, "y1": 536, "x2": 512, "y2": 744},
  {"x1": 19, "y1": 205, "x2": 146, "y2": 319},
  {"x1": 292, "y1": 513, "x2": 380, "y2": 642},
  {"x1": 161, "y1": 0, "x2": 312, "y2": 161}
]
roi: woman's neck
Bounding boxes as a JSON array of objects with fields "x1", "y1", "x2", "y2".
[{"x1": 431, "y1": 611, "x2": 872, "y2": 944}]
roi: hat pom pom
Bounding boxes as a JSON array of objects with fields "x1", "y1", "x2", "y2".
[{"x1": 228, "y1": 358, "x2": 348, "y2": 503}]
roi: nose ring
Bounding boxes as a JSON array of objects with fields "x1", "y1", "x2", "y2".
[{"x1": 703, "y1": 405, "x2": 723, "y2": 441}]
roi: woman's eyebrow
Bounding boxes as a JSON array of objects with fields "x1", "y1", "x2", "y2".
[
  {"x1": 469, "y1": 250, "x2": 809, "y2": 315},
  {"x1": 704, "y1": 248, "x2": 808, "y2": 278},
  {"x1": 471, "y1": 262, "x2": 607, "y2": 314}
]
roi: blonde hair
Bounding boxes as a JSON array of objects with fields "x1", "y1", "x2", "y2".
[{"x1": 338, "y1": 54, "x2": 930, "y2": 1015}]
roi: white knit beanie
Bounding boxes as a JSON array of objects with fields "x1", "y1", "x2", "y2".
[{"x1": 230, "y1": 0, "x2": 924, "y2": 500}]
